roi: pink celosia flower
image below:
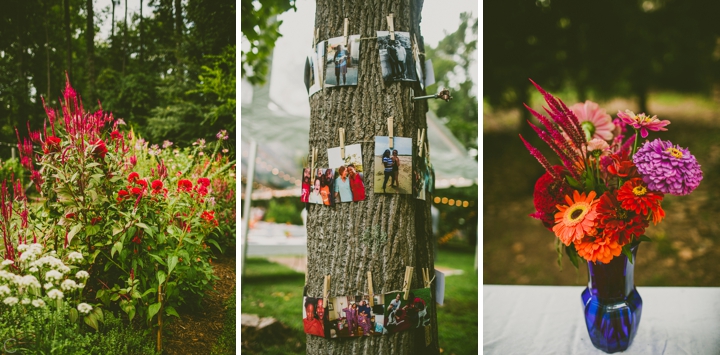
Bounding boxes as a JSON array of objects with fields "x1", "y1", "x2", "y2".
[
  {"x1": 617, "y1": 110, "x2": 670, "y2": 138},
  {"x1": 587, "y1": 138, "x2": 609, "y2": 154},
  {"x1": 570, "y1": 101, "x2": 615, "y2": 141}
]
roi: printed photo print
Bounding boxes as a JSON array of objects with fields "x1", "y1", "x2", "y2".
[
  {"x1": 300, "y1": 167, "x2": 311, "y2": 203},
  {"x1": 413, "y1": 155, "x2": 429, "y2": 200},
  {"x1": 326, "y1": 296, "x2": 379, "y2": 338},
  {"x1": 304, "y1": 47, "x2": 322, "y2": 96},
  {"x1": 303, "y1": 296, "x2": 327, "y2": 338},
  {"x1": 376, "y1": 31, "x2": 418, "y2": 82},
  {"x1": 325, "y1": 35, "x2": 360, "y2": 87},
  {"x1": 308, "y1": 168, "x2": 334, "y2": 205},
  {"x1": 374, "y1": 136, "x2": 413, "y2": 194},
  {"x1": 383, "y1": 288, "x2": 432, "y2": 334},
  {"x1": 328, "y1": 144, "x2": 366, "y2": 202},
  {"x1": 316, "y1": 40, "x2": 326, "y2": 85}
]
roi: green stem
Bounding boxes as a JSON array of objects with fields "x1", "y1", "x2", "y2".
[{"x1": 632, "y1": 129, "x2": 640, "y2": 155}]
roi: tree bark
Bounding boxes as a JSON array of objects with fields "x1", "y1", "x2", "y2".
[
  {"x1": 306, "y1": 1, "x2": 439, "y2": 354},
  {"x1": 139, "y1": 0, "x2": 143, "y2": 63},
  {"x1": 86, "y1": 0, "x2": 95, "y2": 101},
  {"x1": 45, "y1": 1, "x2": 51, "y2": 99},
  {"x1": 122, "y1": 0, "x2": 127, "y2": 74},
  {"x1": 64, "y1": 0, "x2": 72, "y2": 79},
  {"x1": 174, "y1": 0, "x2": 182, "y2": 68}
]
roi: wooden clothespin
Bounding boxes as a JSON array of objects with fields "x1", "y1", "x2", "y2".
[
  {"x1": 323, "y1": 275, "x2": 331, "y2": 305},
  {"x1": 425, "y1": 142, "x2": 429, "y2": 161},
  {"x1": 418, "y1": 128, "x2": 426, "y2": 157},
  {"x1": 388, "y1": 117, "x2": 394, "y2": 149},
  {"x1": 343, "y1": 18, "x2": 349, "y2": 46},
  {"x1": 314, "y1": 28, "x2": 319, "y2": 47},
  {"x1": 387, "y1": 13, "x2": 395, "y2": 40},
  {"x1": 402, "y1": 266, "x2": 413, "y2": 300},
  {"x1": 339, "y1": 128, "x2": 346, "y2": 159},
  {"x1": 422, "y1": 268, "x2": 431, "y2": 288},
  {"x1": 310, "y1": 147, "x2": 317, "y2": 171},
  {"x1": 367, "y1": 272, "x2": 374, "y2": 306}
]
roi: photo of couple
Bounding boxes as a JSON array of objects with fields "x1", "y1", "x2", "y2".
[
  {"x1": 383, "y1": 289, "x2": 433, "y2": 335},
  {"x1": 328, "y1": 144, "x2": 366, "y2": 202},
  {"x1": 374, "y1": 136, "x2": 413, "y2": 194},
  {"x1": 326, "y1": 296, "x2": 380, "y2": 338},
  {"x1": 303, "y1": 296, "x2": 327, "y2": 338},
  {"x1": 307, "y1": 168, "x2": 335, "y2": 206},
  {"x1": 325, "y1": 35, "x2": 360, "y2": 87},
  {"x1": 376, "y1": 31, "x2": 418, "y2": 82}
]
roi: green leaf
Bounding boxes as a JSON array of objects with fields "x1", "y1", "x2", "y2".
[
  {"x1": 168, "y1": 255, "x2": 178, "y2": 275},
  {"x1": 157, "y1": 270, "x2": 167, "y2": 285},
  {"x1": 128, "y1": 307, "x2": 136, "y2": 322},
  {"x1": 69, "y1": 308, "x2": 78, "y2": 323},
  {"x1": 67, "y1": 224, "x2": 83, "y2": 245},
  {"x1": 84, "y1": 314, "x2": 99, "y2": 331},
  {"x1": 141, "y1": 287, "x2": 157, "y2": 298},
  {"x1": 165, "y1": 306, "x2": 180, "y2": 319},
  {"x1": 136, "y1": 222, "x2": 154, "y2": 237},
  {"x1": 207, "y1": 239, "x2": 223, "y2": 253},
  {"x1": 565, "y1": 176, "x2": 582, "y2": 189},
  {"x1": 555, "y1": 238, "x2": 563, "y2": 270},
  {"x1": 148, "y1": 302, "x2": 162, "y2": 322},
  {"x1": 565, "y1": 244, "x2": 580, "y2": 269},
  {"x1": 148, "y1": 253, "x2": 166, "y2": 266},
  {"x1": 639, "y1": 235, "x2": 652, "y2": 243},
  {"x1": 92, "y1": 307, "x2": 104, "y2": 324},
  {"x1": 622, "y1": 245, "x2": 634, "y2": 264},
  {"x1": 111, "y1": 241, "x2": 123, "y2": 258}
]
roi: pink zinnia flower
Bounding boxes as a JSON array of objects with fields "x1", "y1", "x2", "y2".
[
  {"x1": 570, "y1": 101, "x2": 615, "y2": 141},
  {"x1": 617, "y1": 110, "x2": 670, "y2": 138},
  {"x1": 586, "y1": 138, "x2": 609, "y2": 155}
]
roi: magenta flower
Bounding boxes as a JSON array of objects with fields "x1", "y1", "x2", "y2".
[
  {"x1": 633, "y1": 139, "x2": 702, "y2": 196},
  {"x1": 570, "y1": 101, "x2": 615, "y2": 141},
  {"x1": 617, "y1": 110, "x2": 670, "y2": 138}
]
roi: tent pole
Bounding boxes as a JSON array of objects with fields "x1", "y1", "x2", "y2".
[{"x1": 241, "y1": 140, "x2": 258, "y2": 280}]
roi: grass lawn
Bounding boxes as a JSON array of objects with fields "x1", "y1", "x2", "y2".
[{"x1": 240, "y1": 247, "x2": 478, "y2": 355}]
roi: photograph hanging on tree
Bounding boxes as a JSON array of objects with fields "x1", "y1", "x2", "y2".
[
  {"x1": 328, "y1": 144, "x2": 366, "y2": 202},
  {"x1": 383, "y1": 289, "x2": 432, "y2": 334},
  {"x1": 376, "y1": 31, "x2": 418, "y2": 82},
  {"x1": 413, "y1": 36, "x2": 424, "y2": 89},
  {"x1": 304, "y1": 47, "x2": 322, "y2": 96},
  {"x1": 303, "y1": 296, "x2": 327, "y2": 338},
  {"x1": 414, "y1": 155, "x2": 429, "y2": 200},
  {"x1": 301, "y1": 167, "x2": 311, "y2": 203},
  {"x1": 309, "y1": 168, "x2": 335, "y2": 205},
  {"x1": 316, "y1": 40, "x2": 326, "y2": 85},
  {"x1": 325, "y1": 35, "x2": 360, "y2": 87},
  {"x1": 326, "y1": 296, "x2": 359, "y2": 338},
  {"x1": 374, "y1": 136, "x2": 413, "y2": 194}
]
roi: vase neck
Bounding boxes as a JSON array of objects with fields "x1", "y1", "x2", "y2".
[{"x1": 587, "y1": 246, "x2": 638, "y2": 301}]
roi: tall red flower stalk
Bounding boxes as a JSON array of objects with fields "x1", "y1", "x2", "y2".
[{"x1": 0, "y1": 181, "x2": 15, "y2": 263}]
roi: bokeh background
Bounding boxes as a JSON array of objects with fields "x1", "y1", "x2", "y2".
[{"x1": 484, "y1": 0, "x2": 720, "y2": 286}]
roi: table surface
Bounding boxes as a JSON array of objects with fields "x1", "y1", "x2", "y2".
[{"x1": 483, "y1": 285, "x2": 720, "y2": 355}]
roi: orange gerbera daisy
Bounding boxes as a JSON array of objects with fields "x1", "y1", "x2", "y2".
[
  {"x1": 552, "y1": 190, "x2": 599, "y2": 246},
  {"x1": 617, "y1": 178, "x2": 665, "y2": 225},
  {"x1": 574, "y1": 234, "x2": 624, "y2": 264}
]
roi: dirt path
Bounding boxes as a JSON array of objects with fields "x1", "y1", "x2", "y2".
[{"x1": 163, "y1": 254, "x2": 236, "y2": 355}]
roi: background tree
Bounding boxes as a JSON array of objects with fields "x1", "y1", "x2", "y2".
[{"x1": 305, "y1": 1, "x2": 439, "y2": 354}]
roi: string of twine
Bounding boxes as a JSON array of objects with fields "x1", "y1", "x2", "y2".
[{"x1": 311, "y1": 275, "x2": 436, "y2": 299}]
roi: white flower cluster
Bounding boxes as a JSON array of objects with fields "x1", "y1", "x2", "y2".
[
  {"x1": 77, "y1": 302, "x2": 93, "y2": 314},
  {"x1": 67, "y1": 252, "x2": 84, "y2": 263},
  {"x1": 47, "y1": 289, "x2": 64, "y2": 300},
  {"x1": 60, "y1": 279, "x2": 78, "y2": 291},
  {"x1": 1, "y1": 259, "x2": 13, "y2": 268},
  {"x1": 17, "y1": 243, "x2": 44, "y2": 263}
]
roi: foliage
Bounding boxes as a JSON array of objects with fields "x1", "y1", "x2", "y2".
[
  {"x1": 264, "y1": 199, "x2": 303, "y2": 225},
  {"x1": 6, "y1": 78, "x2": 235, "y2": 344},
  {"x1": 210, "y1": 290, "x2": 236, "y2": 355},
  {"x1": 425, "y1": 12, "x2": 478, "y2": 151},
  {"x1": 240, "y1": 0, "x2": 297, "y2": 85},
  {"x1": 0, "y1": 157, "x2": 24, "y2": 185}
]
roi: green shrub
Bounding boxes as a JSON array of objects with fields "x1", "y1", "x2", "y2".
[{"x1": 264, "y1": 200, "x2": 302, "y2": 225}]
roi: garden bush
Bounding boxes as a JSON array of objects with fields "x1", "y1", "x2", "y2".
[{"x1": 1, "y1": 76, "x2": 236, "y2": 351}]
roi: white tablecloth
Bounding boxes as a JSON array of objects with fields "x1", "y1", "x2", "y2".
[{"x1": 483, "y1": 285, "x2": 720, "y2": 354}]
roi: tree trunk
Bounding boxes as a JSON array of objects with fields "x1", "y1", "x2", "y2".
[
  {"x1": 174, "y1": 0, "x2": 182, "y2": 69},
  {"x1": 86, "y1": 0, "x2": 95, "y2": 101},
  {"x1": 122, "y1": 0, "x2": 127, "y2": 74},
  {"x1": 139, "y1": 0, "x2": 143, "y2": 63},
  {"x1": 45, "y1": 2, "x2": 51, "y2": 99},
  {"x1": 64, "y1": 0, "x2": 72, "y2": 79},
  {"x1": 111, "y1": 0, "x2": 115, "y2": 39},
  {"x1": 306, "y1": 1, "x2": 439, "y2": 354}
]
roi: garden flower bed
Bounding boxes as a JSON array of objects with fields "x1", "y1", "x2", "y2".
[{"x1": 0, "y1": 77, "x2": 236, "y2": 354}]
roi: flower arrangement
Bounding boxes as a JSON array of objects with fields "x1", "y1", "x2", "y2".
[{"x1": 521, "y1": 80, "x2": 702, "y2": 266}]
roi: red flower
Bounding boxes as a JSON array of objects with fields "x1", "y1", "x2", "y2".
[
  {"x1": 198, "y1": 177, "x2": 211, "y2": 187},
  {"x1": 196, "y1": 185, "x2": 208, "y2": 197},
  {"x1": 605, "y1": 151, "x2": 638, "y2": 178},
  {"x1": 131, "y1": 187, "x2": 143, "y2": 196},
  {"x1": 128, "y1": 172, "x2": 140, "y2": 183},
  {"x1": 117, "y1": 189, "x2": 129, "y2": 202},
  {"x1": 136, "y1": 179, "x2": 148, "y2": 189},
  {"x1": 110, "y1": 130, "x2": 122, "y2": 140},
  {"x1": 151, "y1": 180, "x2": 163, "y2": 191},
  {"x1": 90, "y1": 216, "x2": 102, "y2": 225},
  {"x1": 65, "y1": 213, "x2": 75, "y2": 219},
  {"x1": 530, "y1": 166, "x2": 572, "y2": 230},
  {"x1": 178, "y1": 179, "x2": 193, "y2": 192},
  {"x1": 43, "y1": 136, "x2": 62, "y2": 154},
  {"x1": 201, "y1": 210, "x2": 219, "y2": 226},
  {"x1": 617, "y1": 178, "x2": 665, "y2": 225},
  {"x1": 132, "y1": 236, "x2": 142, "y2": 244},
  {"x1": 595, "y1": 191, "x2": 648, "y2": 245},
  {"x1": 91, "y1": 139, "x2": 107, "y2": 159}
]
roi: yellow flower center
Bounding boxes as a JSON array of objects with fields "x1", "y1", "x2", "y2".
[
  {"x1": 564, "y1": 203, "x2": 589, "y2": 226},
  {"x1": 632, "y1": 185, "x2": 647, "y2": 196},
  {"x1": 666, "y1": 147, "x2": 683, "y2": 158}
]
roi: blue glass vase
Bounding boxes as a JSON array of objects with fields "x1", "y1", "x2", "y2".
[{"x1": 581, "y1": 245, "x2": 642, "y2": 353}]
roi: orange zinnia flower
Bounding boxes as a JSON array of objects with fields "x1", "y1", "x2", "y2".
[
  {"x1": 552, "y1": 190, "x2": 599, "y2": 246},
  {"x1": 574, "y1": 234, "x2": 624, "y2": 264},
  {"x1": 617, "y1": 178, "x2": 665, "y2": 225}
]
